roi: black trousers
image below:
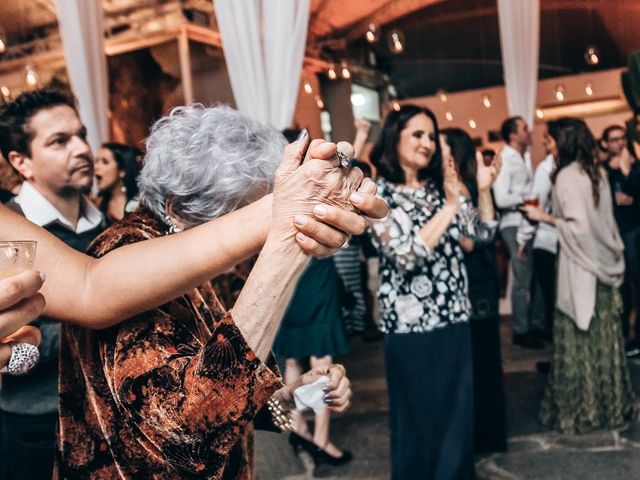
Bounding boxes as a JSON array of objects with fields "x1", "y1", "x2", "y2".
[
  {"x1": 0, "y1": 411, "x2": 57, "y2": 480},
  {"x1": 533, "y1": 248, "x2": 557, "y2": 335},
  {"x1": 384, "y1": 324, "x2": 475, "y2": 480},
  {"x1": 470, "y1": 316, "x2": 507, "y2": 454}
]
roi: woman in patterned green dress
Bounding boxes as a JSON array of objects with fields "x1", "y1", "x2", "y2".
[{"x1": 522, "y1": 118, "x2": 635, "y2": 434}]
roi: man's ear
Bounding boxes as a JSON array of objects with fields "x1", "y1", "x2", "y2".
[{"x1": 8, "y1": 151, "x2": 34, "y2": 181}]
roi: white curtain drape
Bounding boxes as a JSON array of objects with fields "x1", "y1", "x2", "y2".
[
  {"x1": 54, "y1": 0, "x2": 109, "y2": 153},
  {"x1": 214, "y1": 0, "x2": 310, "y2": 130},
  {"x1": 497, "y1": 0, "x2": 540, "y2": 128}
]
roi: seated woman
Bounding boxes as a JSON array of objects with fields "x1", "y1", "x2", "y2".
[
  {"x1": 56, "y1": 105, "x2": 363, "y2": 479},
  {"x1": 93, "y1": 142, "x2": 142, "y2": 222}
]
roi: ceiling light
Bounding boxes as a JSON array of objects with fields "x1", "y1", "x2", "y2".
[
  {"x1": 315, "y1": 95, "x2": 324, "y2": 109},
  {"x1": 387, "y1": 30, "x2": 405, "y2": 55},
  {"x1": 482, "y1": 94, "x2": 492, "y2": 108},
  {"x1": 585, "y1": 46, "x2": 599, "y2": 66},
  {"x1": 445, "y1": 111, "x2": 453, "y2": 121},
  {"x1": 392, "y1": 101, "x2": 401, "y2": 112},
  {"x1": 437, "y1": 90, "x2": 447, "y2": 103},
  {"x1": 536, "y1": 108, "x2": 544, "y2": 120},
  {"x1": 585, "y1": 82, "x2": 594, "y2": 96},
  {"x1": 365, "y1": 24, "x2": 379, "y2": 43},
  {"x1": 468, "y1": 119, "x2": 477, "y2": 129},
  {"x1": 350, "y1": 93, "x2": 366, "y2": 106},
  {"x1": 25, "y1": 65, "x2": 38, "y2": 87},
  {"x1": 303, "y1": 81, "x2": 313, "y2": 94},
  {"x1": 341, "y1": 62, "x2": 351, "y2": 80},
  {"x1": 555, "y1": 85, "x2": 565, "y2": 101},
  {"x1": 327, "y1": 65, "x2": 337, "y2": 80}
]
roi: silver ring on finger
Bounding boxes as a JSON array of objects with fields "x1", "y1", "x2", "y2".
[{"x1": 0, "y1": 342, "x2": 40, "y2": 376}]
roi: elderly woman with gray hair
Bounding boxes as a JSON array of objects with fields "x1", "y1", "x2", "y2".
[{"x1": 55, "y1": 105, "x2": 383, "y2": 480}]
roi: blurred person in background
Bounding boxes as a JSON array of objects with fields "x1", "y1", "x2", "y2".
[
  {"x1": 523, "y1": 118, "x2": 634, "y2": 434},
  {"x1": 93, "y1": 142, "x2": 142, "y2": 223},
  {"x1": 493, "y1": 116, "x2": 545, "y2": 349},
  {"x1": 441, "y1": 127, "x2": 507, "y2": 454},
  {"x1": 601, "y1": 125, "x2": 640, "y2": 358},
  {"x1": 516, "y1": 127, "x2": 560, "y2": 343},
  {"x1": 368, "y1": 105, "x2": 498, "y2": 479}
]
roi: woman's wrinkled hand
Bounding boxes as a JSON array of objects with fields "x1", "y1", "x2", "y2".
[{"x1": 270, "y1": 132, "x2": 388, "y2": 257}]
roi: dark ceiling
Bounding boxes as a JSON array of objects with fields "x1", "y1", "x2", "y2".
[{"x1": 346, "y1": 0, "x2": 640, "y2": 99}]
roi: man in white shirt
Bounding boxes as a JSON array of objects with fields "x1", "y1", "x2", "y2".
[
  {"x1": 0, "y1": 88, "x2": 104, "y2": 480},
  {"x1": 492, "y1": 116, "x2": 544, "y2": 349}
]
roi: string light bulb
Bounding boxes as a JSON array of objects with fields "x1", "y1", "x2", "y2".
[
  {"x1": 341, "y1": 62, "x2": 351, "y2": 80},
  {"x1": 585, "y1": 82, "x2": 594, "y2": 96},
  {"x1": 0, "y1": 85, "x2": 9, "y2": 98},
  {"x1": 468, "y1": 119, "x2": 477, "y2": 129},
  {"x1": 392, "y1": 101, "x2": 401, "y2": 112},
  {"x1": 0, "y1": 34, "x2": 6, "y2": 54},
  {"x1": 437, "y1": 90, "x2": 448, "y2": 103},
  {"x1": 536, "y1": 108, "x2": 544, "y2": 120},
  {"x1": 482, "y1": 94, "x2": 492, "y2": 108},
  {"x1": 365, "y1": 24, "x2": 379, "y2": 43},
  {"x1": 555, "y1": 85, "x2": 565, "y2": 101},
  {"x1": 387, "y1": 30, "x2": 405, "y2": 55},
  {"x1": 585, "y1": 46, "x2": 599, "y2": 66},
  {"x1": 327, "y1": 64, "x2": 337, "y2": 80},
  {"x1": 303, "y1": 81, "x2": 313, "y2": 94},
  {"x1": 25, "y1": 65, "x2": 38, "y2": 87},
  {"x1": 315, "y1": 95, "x2": 324, "y2": 109},
  {"x1": 445, "y1": 111, "x2": 453, "y2": 121}
]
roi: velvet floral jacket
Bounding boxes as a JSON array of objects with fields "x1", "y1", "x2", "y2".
[{"x1": 55, "y1": 209, "x2": 283, "y2": 480}]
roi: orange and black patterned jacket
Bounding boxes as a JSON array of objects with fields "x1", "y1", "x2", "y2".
[{"x1": 56, "y1": 208, "x2": 283, "y2": 479}]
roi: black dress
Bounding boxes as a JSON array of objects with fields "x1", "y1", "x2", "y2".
[
  {"x1": 464, "y1": 183, "x2": 507, "y2": 454},
  {"x1": 273, "y1": 257, "x2": 349, "y2": 360}
]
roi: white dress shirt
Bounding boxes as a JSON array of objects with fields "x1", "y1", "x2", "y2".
[
  {"x1": 14, "y1": 182, "x2": 103, "y2": 233},
  {"x1": 492, "y1": 144, "x2": 534, "y2": 230},
  {"x1": 516, "y1": 154, "x2": 559, "y2": 253}
]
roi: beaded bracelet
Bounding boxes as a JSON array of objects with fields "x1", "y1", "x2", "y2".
[{"x1": 267, "y1": 397, "x2": 294, "y2": 432}]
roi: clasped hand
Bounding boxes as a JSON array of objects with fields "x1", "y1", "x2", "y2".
[{"x1": 270, "y1": 133, "x2": 388, "y2": 257}]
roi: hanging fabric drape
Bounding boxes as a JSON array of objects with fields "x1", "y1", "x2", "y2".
[
  {"x1": 214, "y1": 0, "x2": 310, "y2": 130},
  {"x1": 53, "y1": 0, "x2": 109, "y2": 153},
  {"x1": 497, "y1": 0, "x2": 540, "y2": 128}
]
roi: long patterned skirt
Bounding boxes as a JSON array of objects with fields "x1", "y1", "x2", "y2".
[{"x1": 539, "y1": 282, "x2": 635, "y2": 434}]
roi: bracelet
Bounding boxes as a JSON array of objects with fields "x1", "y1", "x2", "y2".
[{"x1": 267, "y1": 397, "x2": 294, "y2": 432}]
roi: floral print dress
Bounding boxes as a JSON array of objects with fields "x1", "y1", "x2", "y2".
[{"x1": 368, "y1": 178, "x2": 496, "y2": 334}]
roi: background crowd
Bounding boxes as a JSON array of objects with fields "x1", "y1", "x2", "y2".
[{"x1": 0, "y1": 83, "x2": 638, "y2": 480}]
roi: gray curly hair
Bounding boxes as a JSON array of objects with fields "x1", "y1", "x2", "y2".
[{"x1": 138, "y1": 104, "x2": 285, "y2": 228}]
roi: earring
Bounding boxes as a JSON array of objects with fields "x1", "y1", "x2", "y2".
[{"x1": 163, "y1": 215, "x2": 183, "y2": 234}]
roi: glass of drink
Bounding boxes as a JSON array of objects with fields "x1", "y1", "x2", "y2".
[
  {"x1": 523, "y1": 196, "x2": 539, "y2": 207},
  {"x1": 0, "y1": 241, "x2": 37, "y2": 280}
]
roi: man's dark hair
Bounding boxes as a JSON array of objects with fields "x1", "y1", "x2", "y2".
[
  {"x1": 0, "y1": 88, "x2": 76, "y2": 160},
  {"x1": 601, "y1": 124, "x2": 625, "y2": 142},
  {"x1": 500, "y1": 116, "x2": 523, "y2": 143}
]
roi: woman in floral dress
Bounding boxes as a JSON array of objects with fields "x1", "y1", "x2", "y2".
[{"x1": 368, "y1": 105, "x2": 498, "y2": 480}]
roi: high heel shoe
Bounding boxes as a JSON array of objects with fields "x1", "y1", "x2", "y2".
[
  {"x1": 312, "y1": 443, "x2": 353, "y2": 466},
  {"x1": 288, "y1": 432, "x2": 317, "y2": 456}
]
